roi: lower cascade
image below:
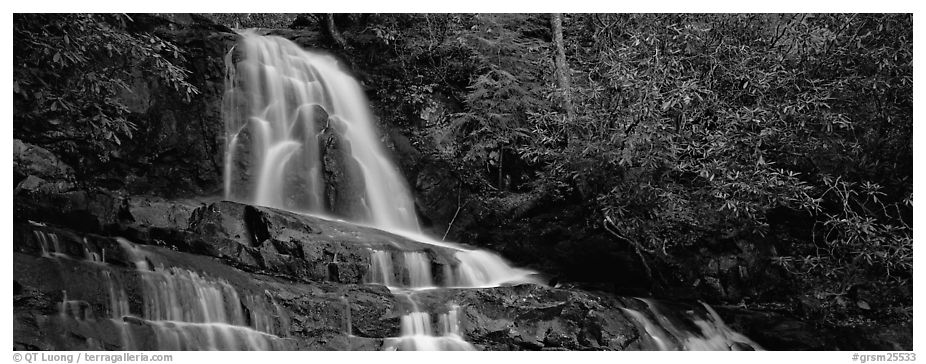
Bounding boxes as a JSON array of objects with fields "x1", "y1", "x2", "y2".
[
  {"x1": 621, "y1": 299, "x2": 762, "y2": 351},
  {"x1": 383, "y1": 306, "x2": 474, "y2": 351},
  {"x1": 18, "y1": 226, "x2": 759, "y2": 351},
  {"x1": 32, "y1": 231, "x2": 286, "y2": 350}
]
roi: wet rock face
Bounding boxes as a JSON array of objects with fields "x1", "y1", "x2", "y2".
[
  {"x1": 408, "y1": 158, "x2": 466, "y2": 236},
  {"x1": 447, "y1": 285, "x2": 642, "y2": 350},
  {"x1": 12, "y1": 211, "x2": 650, "y2": 351},
  {"x1": 14, "y1": 139, "x2": 76, "y2": 185},
  {"x1": 12, "y1": 235, "x2": 392, "y2": 350},
  {"x1": 75, "y1": 15, "x2": 238, "y2": 197},
  {"x1": 182, "y1": 201, "x2": 464, "y2": 284},
  {"x1": 716, "y1": 306, "x2": 914, "y2": 351},
  {"x1": 13, "y1": 187, "x2": 914, "y2": 351},
  {"x1": 15, "y1": 186, "x2": 462, "y2": 286},
  {"x1": 12, "y1": 184, "x2": 654, "y2": 351},
  {"x1": 12, "y1": 130, "x2": 886, "y2": 351},
  {"x1": 15, "y1": 15, "x2": 236, "y2": 197},
  {"x1": 259, "y1": 28, "x2": 323, "y2": 49},
  {"x1": 320, "y1": 120, "x2": 369, "y2": 221},
  {"x1": 125, "y1": 196, "x2": 199, "y2": 231},
  {"x1": 453, "y1": 199, "x2": 657, "y2": 298},
  {"x1": 14, "y1": 140, "x2": 77, "y2": 194},
  {"x1": 15, "y1": 189, "x2": 126, "y2": 235}
]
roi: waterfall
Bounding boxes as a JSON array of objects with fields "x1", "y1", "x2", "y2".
[
  {"x1": 451, "y1": 249, "x2": 540, "y2": 288},
  {"x1": 368, "y1": 250, "x2": 396, "y2": 287},
  {"x1": 222, "y1": 31, "x2": 759, "y2": 351},
  {"x1": 30, "y1": 231, "x2": 284, "y2": 350},
  {"x1": 51, "y1": 237, "x2": 285, "y2": 351},
  {"x1": 224, "y1": 31, "x2": 547, "y2": 350},
  {"x1": 403, "y1": 252, "x2": 435, "y2": 289},
  {"x1": 621, "y1": 298, "x2": 763, "y2": 351},
  {"x1": 113, "y1": 238, "x2": 282, "y2": 350},
  {"x1": 224, "y1": 30, "x2": 419, "y2": 232},
  {"x1": 383, "y1": 300, "x2": 474, "y2": 351},
  {"x1": 34, "y1": 230, "x2": 63, "y2": 258}
]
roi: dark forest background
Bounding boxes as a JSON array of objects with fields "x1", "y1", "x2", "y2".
[{"x1": 13, "y1": 13, "x2": 913, "y2": 346}]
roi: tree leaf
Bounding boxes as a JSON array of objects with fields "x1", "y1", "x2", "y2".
[{"x1": 661, "y1": 100, "x2": 672, "y2": 111}]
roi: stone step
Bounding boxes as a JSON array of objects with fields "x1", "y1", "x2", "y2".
[
  {"x1": 13, "y1": 224, "x2": 649, "y2": 350},
  {"x1": 14, "y1": 195, "x2": 479, "y2": 286}
]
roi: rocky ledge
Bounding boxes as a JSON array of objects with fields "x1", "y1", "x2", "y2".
[
  {"x1": 13, "y1": 195, "x2": 652, "y2": 350},
  {"x1": 13, "y1": 140, "x2": 912, "y2": 351},
  {"x1": 14, "y1": 142, "x2": 658, "y2": 350}
]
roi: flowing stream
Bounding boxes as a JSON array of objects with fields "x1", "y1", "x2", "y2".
[
  {"x1": 217, "y1": 30, "x2": 761, "y2": 351},
  {"x1": 32, "y1": 230, "x2": 286, "y2": 350}
]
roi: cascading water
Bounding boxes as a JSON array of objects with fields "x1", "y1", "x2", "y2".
[
  {"x1": 222, "y1": 31, "x2": 760, "y2": 351},
  {"x1": 621, "y1": 298, "x2": 763, "y2": 351},
  {"x1": 25, "y1": 230, "x2": 287, "y2": 350},
  {"x1": 116, "y1": 237, "x2": 285, "y2": 350},
  {"x1": 224, "y1": 31, "x2": 548, "y2": 350},
  {"x1": 224, "y1": 30, "x2": 419, "y2": 232},
  {"x1": 368, "y1": 250, "x2": 396, "y2": 287},
  {"x1": 34, "y1": 230, "x2": 103, "y2": 263},
  {"x1": 402, "y1": 252, "x2": 435, "y2": 289},
  {"x1": 383, "y1": 305, "x2": 474, "y2": 351}
]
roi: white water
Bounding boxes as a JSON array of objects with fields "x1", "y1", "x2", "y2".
[
  {"x1": 34, "y1": 230, "x2": 103, "y2": 264},
  {"x1": 224, "y1": 32, "x2": 548, "y2": 350},
  {"x1": 452, "y1": 249, "x2": 540, "y2": 288},
  {"x1": 622, "y1": 298, "x2": 763, "y2": 351},
  {"x1": 86, "y1": 237, "x2": 283, "y2": 350},
  {"x1": 222, "y1": 31, "x2": 761, "y2": 351},
  {"x1": 34, "y1": 230, "x2": 63, "y2": 258},
  {"x1": 367, "y1": 248, "x2": 541, "y2": 291},
  {"x1": 143, "y1": 321, "x2": 278, "y2": 351},
  {"x1": 403, "y1": 252, "x2": 435, "y2": 288},
  {"x1": 223, "y1": 31, "x2": 540, "y2": 289},
  {"x1": 224, "y1": 30, "x2": 419, "y2": 232},
  {"x1": 365, "y1": 247, "x2": 539, "y2": 350},
  {"x1": 383, "y1": 304, "x2": 475, "y2": 351},
  {"x1": 368, "y1": 250, "x2": 396, "y2": 287}
]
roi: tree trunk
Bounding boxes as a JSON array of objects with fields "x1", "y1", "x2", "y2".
[
  {"x1": 323, "y1": 13, "x2": 348, "y2": 49},
  {"x1": 498, "y1": 146, "x2": 505, "y2": 190},
  {"x1": 551, "y1": 13, "x2": 575, "y2": 128}
]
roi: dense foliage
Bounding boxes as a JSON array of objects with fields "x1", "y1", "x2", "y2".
[
  {"x1": 16, "y1": 13, "x2": 911, "y2": 329},
  {"x1": 539, "y1": 14, "x2": 912, "y2": 323},
  {"x1": 290, "y1": 13, "x2": 912, "y2": 325},
  {"x1": 13, "y1": 13, "x2": 199, "y2": 175},
  {"x1": 205, "y1": 13, "x2": 298, "y2": 29}
]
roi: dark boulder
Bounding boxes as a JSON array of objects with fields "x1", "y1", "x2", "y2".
[
  {"x1": 395, "y1": 285, "x2": 643, "y2": 351},
  {"x1": 320, "y1": 117, "x2": 369, "y2": 221},
  {"x1": 13, "y1": 139, "x2": 76, "y2": 193},
  {"x1": 87, "y1": 15, "x2": 239, "y2": 197},
  {"x1": 14, "y1": 139, "x2": 75, "y2": 182},
  {"x1": 15, "y1": 188, "x2": 127, "y2": 235},
  {"x1": 716, "y1": 306, "x2": 914, "y2": 351}
]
